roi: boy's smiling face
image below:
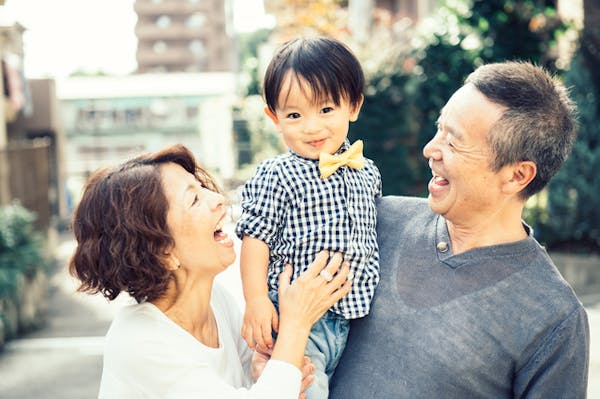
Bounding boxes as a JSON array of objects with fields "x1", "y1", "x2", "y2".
[{"x1": 265, "y1": 72, "x2": 363, "y2": 160}]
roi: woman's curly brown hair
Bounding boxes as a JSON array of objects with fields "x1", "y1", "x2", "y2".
[{"x1": 69, "y1": 144, "x2": 221, "y2": 303}]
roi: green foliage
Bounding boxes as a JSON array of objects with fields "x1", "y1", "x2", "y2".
[
  {"x1": 0, "y1": 203, "x2": 46, "y2": 295},
  {"x1": 0, "y1": 203, "x2": 48, "y2": 342},
  {"x1": 455, "y1": 0, "x2": 569, "y2": 70},
  {"x1": 0, "y1": 203, "x2": 37, "y2": 251},
  {"x1": 349, "y1": 62, "x2": 425, "y2": 195},
  {"x1": 532, "y1": 53, "x2": 600, "y2": 252},
  {"x1": 236, "y1": 29, "x2": 273, "y2": 96},
  {"x1": 352, "y1": 0, "x2": 569, "y2": 196}
]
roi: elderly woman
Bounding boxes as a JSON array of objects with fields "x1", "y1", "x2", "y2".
[{"x1": 69, "y1": 144, "x2": 351, "y2": 398}]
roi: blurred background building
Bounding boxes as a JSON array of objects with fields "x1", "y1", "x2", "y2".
[{"x1": 134, "y1": 0, "x2": 233, "y2": 73}]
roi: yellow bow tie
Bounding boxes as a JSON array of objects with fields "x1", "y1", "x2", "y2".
[{"x1": 318, "y1": 140, "x2": 365, "y2": 179}]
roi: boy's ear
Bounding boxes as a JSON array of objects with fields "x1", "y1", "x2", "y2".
[
  {"x1": 501, "y1": 161, "x2": 537, "y2": 196},
  {"x1": 349, "y1": 95, "x2": 364, "y2": 122},
  {"x1": 264, "y1": 106, "x2": 279, "y2": 125}
]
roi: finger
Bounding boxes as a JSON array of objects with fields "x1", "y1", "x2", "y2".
[
  {"x1": 301, "y1": 356, "x2": 315, "y2": 378},
  {"x1": 278, "y1": 264, "x2": 293, "y2": 294},
  {"x1": 271, "y1": 309, "x2": 279, "y2": 334},
  {"x1": 323, "y1": 251, "x2": 344, "y2": 277},
  {"x1": 242, "y1": 325, "x2": 256, "y2": 350},
  {"x1": 254, "y1": 323, "x2": 268, "y2": 351},
  {"x1": 262, "y1": 322, "x2": 274, "y2": 349},
  {"x1": 330, "y1": 278, "x2": 353, "y2": 303},
  {"x1": 303, "y1": 250, "x2": 330, "y2": 278},
  {"x1": 300, "y1": 375, "x2": 315, "y2": 394},
  {"x1": 331, "y1": 261, "x2": 351, "y2": 285},
  {"x1": 322, "y1": 261, "x2": 350, "y2": 294}
]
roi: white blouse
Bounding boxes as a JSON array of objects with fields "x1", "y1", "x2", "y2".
[{"x1": 98, "y1": 283, "x2": 301, "y2": 398}]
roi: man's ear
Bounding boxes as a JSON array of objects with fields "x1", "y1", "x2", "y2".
[
  {"x1": 501, "y1": 161, "x2": 537, "y2": 195},
  {"x1": 349, "y1": 95, "x2": 364, "y2": 122},
  {"x1": 264, "y1": 106, "x2": 279, "y2": 126}
]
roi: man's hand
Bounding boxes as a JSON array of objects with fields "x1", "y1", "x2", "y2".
[{"x1": 241, "y1": 296, "x2": 279, "y2": 350}]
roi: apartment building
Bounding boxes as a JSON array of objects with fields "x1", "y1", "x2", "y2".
[{"x1": 134, "y1": 0, "x2": 233, "y2": 73}]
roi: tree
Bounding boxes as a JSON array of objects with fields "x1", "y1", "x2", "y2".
[
  {"x1": 534, "y1": 0, "x2": 600, "y2": 252},
  {"x1": 351, "y1": 0, "x2": 568, "y2": 195},
  {"x1": 264, "y1": 0, "x2": 349, "y2": 40}
]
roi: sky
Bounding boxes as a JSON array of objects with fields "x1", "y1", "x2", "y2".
[{"x1": 1, "y1": 0, "x2": 272, "y2": 78}]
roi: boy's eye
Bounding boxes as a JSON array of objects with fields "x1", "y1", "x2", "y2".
[
  {"x1": 321, "y1": 107, "x2": 334, "y2": 114},
  {"x1": 287, "y1": 112, "x2": 301, "y2": 119}
]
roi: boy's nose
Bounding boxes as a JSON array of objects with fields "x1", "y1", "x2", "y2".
[{"x1": 302, "y1": 116, "x2": 322, "y2": 134}]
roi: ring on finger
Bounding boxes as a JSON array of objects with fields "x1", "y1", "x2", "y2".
[{"x1": 319, "y1": 269, "x2": 333, "y2": 282}]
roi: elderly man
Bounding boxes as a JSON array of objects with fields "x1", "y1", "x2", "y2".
[{"x1": 330, "y1": 61, "x2": 589, "y2": 398}]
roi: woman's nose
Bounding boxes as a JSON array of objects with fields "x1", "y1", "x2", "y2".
[{"x1": 206, "y1": 190, "x2": 227, "y2": 210}]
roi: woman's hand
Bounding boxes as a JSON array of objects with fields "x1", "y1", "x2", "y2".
[
  {"x1": 298, "y1": 356, "x2": 316, "y2": 399},
  {"x1": 277, "y1": 251, "x2": 352, "y2": 336}
]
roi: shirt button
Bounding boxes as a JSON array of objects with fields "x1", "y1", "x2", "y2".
[{"x1": 437, "y1": 242, "x2": 449, "y2": 253}]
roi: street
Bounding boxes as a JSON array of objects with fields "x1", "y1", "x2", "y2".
[{"x1": 0, "y1": 233, "x2": 598, "y2": 398}]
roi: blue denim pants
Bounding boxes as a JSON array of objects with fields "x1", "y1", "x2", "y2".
[{"x1": 269, "y1": 290, "x2": 350, "y2": 399}]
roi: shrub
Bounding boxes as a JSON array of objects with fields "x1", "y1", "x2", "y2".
[{"x1": 0, "y1": 203, "x2": 48, "y2": 339}]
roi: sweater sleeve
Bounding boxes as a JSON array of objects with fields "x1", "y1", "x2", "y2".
[{"x1": 514, "y1": 306, "x2": 590, "y2": 398}]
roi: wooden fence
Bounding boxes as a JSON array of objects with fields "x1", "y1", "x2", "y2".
[{"x1": 0, "y1": 139, "x2": 51, "y2": 230}]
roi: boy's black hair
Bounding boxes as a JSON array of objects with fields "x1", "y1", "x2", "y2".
[{"x1": 263, "y1": 36, "x2": 365, "y2": 113}]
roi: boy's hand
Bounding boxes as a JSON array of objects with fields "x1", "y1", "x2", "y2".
[{"x1": 242, "y1": 296, "x2": 279, "y2": 350}]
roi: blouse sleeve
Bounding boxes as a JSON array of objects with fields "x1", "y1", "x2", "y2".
[
  {"x1": 164, "y1": 360, "x2": 301, "y2": 399},
  {"x1": 235, "y1": 159, "x2": 289, "y2": 247}
]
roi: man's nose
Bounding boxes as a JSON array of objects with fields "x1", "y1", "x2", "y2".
[{"x1": 422, "y1": 133, "x2": 442, "y2": 160}]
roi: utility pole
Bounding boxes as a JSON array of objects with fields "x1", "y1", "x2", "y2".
[
  {"x1": 348, "y1": 0, "x2": 374, "y2": 45},
  {"x1": 0, "y1": 30, "x2": 11, "y2": 206}
]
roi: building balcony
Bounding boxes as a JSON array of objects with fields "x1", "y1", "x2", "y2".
[
  {"x1": 135, "y1": 24, "x2": 212, "y2": 40},
  {"x1": 136, "y1": 47, "x2": 198, "y2": 66},
  {"x1": 134, "y1": 1, "x2": 212, "y2": 16}
]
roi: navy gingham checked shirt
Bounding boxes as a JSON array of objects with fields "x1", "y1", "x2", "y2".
[{"x1": 235, "y1": 140, "x2": 382, "y2": 319}]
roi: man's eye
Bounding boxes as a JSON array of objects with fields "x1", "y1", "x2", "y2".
[{"x1": 287, "y1": 112, "x2": 301, "y2": 119}]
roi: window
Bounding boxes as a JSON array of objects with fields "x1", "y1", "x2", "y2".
[
  {"x1": 186, "y1": 13, "x2": 206, "y2": 29},
  {"x1": 156, "y1": 15, "x2": 171, "y2": 28},
  {"x1": 153, "y1": 41, "x2": 168, "y2": 53}
]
